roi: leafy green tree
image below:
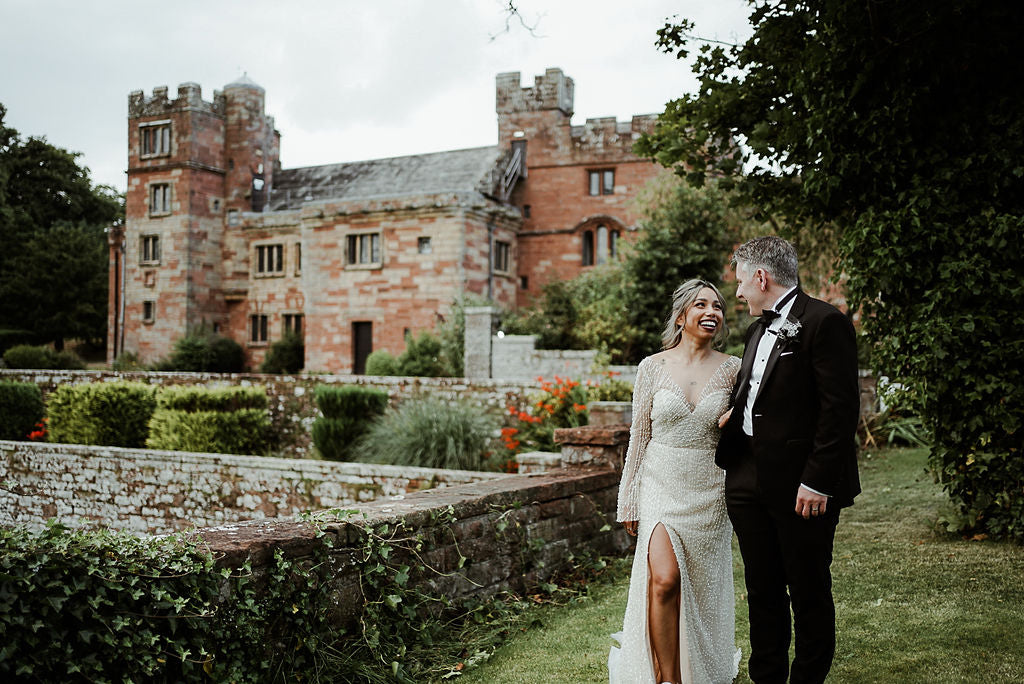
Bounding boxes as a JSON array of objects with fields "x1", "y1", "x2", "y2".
[
  {"x1": 0, "y1": 103, "x2": 123, "y2": 350},
  {"x1": 637, "y1": 1, "x2": 1024, "y2": 539},
  {"x1": 621, "y1": 177, "x2": 739, "y2": 360}
]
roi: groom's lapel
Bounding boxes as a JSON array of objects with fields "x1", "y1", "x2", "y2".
[
  {"x1": 758, "y1": 291, "x2": 808, "y2": 395},
  {"x1": 733, "y1": 322, "x2": 764, "y2": 408}
]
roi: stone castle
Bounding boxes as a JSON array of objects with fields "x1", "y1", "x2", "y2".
[{"x1": 107, "y1": 68, "x2": 663, "y2": 372}]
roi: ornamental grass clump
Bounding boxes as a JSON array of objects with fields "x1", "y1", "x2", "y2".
[
  {"x1": 311, "y1": 385, "x2": 389, "y2": 461},
  {"x1": 0, "y1": 381, "x2": 44, "y2": 440},
  {"x1": 358, "y1": 396, "x2": 500, "y2": 471},
  {"x1": 146, "y1": 385, "x2": 270, "y2": 455},
  {"x1": 46, "y1": 381, "x2": 157, "y2": 448}
]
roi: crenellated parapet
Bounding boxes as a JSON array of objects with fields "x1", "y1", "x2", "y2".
[
  {"x1": 496, "y1": 67, "x2": 574, "y2": 116},
  {"x1": 128, "y1": 82, "x2": 226, "y2": 118},
  {"x1": 568, "y1": 113, "x2": 659, "y2": 154}
]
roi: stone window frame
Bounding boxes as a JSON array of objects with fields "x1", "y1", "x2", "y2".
[
  {"x1": 417, "y1": 236, "x2": 432, "y2": 255},
  {"x1": 581, "y1": 223, "x2": 621, "y2": 267},
  {"x1": 148, "y1": 182, "x2": 172, "y2": 217},
  {"x1": 139, "y1": 120, "x2": 172, "y2": 159},
  {"x1": 294, "y1": 242, "x2": 302, "y2": 276},
  {"x1": 346, "y1": 231, "x2": 383, "y2": 269},
  {"x1": 587, "y1": 168, "x2": 615, "y2": 196},
  {"x1": 140, "y1": 234, "x2": 161, "y2": 265},
  {"x1": 493, "y1": 239, "x2": 512, "y2": 275},
  {"x1": 249, "y1": 313, "x2": 269, "y2": 346},
  {"x1": 142, "y1": 300, "x2": 156, "y2": 325},
  {"x1": 253, "y1": 242, "x2": 285, "y2": 278}
]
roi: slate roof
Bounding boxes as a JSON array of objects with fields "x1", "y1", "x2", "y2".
[{"x1": 266, "y1": 146, "x2": 504, "y2": 211}]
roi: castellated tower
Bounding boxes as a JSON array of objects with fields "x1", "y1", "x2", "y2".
[{"x1": 109, "y1": 78, "x2": 280, "y2": 363}]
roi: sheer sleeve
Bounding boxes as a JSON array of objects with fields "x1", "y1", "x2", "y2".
[{"x1": 617, "y1": 357, "x2": 655, "y2": 522}]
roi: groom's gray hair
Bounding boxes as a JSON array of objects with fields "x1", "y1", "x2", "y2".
[{"x1": 732, "y1": 236, "x2": 800, "y2": 288}]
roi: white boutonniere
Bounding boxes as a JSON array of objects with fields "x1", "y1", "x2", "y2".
[{"x1": 776, "y1": 317, "x2": 802, "y2": 344}]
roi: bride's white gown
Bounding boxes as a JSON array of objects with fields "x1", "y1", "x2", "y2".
[{"x1": 610, "y1": 355, "x2": 741, "y2": 684}]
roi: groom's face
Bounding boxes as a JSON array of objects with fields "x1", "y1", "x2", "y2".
[{"x1": 735, "y1": 262, "x2": 769, "y2": 315}]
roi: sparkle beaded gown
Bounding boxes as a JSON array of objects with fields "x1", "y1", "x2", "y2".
[{"x1": 609, "y1": 355, "x2": 741, "y2": 684}]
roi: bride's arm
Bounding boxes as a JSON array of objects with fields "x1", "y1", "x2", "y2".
[{"x1": 617, "y1": 358, "x2": 654, "y2": 525}]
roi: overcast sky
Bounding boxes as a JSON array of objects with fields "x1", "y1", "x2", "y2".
[{"x1": 1, "y1": 0, "x2": 753, "y2": 193}]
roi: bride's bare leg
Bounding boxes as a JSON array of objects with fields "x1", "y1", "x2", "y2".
[{"x1": 648, "y1": 523, "x2": 682, "y2": 684}]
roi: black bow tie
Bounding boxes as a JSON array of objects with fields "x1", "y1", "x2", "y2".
[{"x1": 759, "y1": 309, "x2": 781, "y2": 325}]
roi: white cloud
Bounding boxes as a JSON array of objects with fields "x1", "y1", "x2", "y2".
[{"x1": 0, "y1": 0, "x2": 752, "y2": 191}]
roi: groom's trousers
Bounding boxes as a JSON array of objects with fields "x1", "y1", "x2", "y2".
[{"x1": 725, "y1": 435, "x2": 839, "y2": 684}]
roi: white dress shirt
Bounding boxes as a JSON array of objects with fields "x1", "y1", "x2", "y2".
[{"x1": 742, "y1": 287, "x2": 797, "y2": 436}]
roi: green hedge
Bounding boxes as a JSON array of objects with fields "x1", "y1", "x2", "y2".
[
  {"x1": 0, "y1": 381, "x2": 44, "y2": 441},
  {"x1": 259, "y1": 331, "x2": 304, "y2": 374},
  {"x1": 2, "y1": 344, "x2": 85, "y2": 370},
  {"x1": 46, "y1": 382, "x2": 157, "y2": 448},
  {"x1": 156, "y1": 385, "x2": 268, "y2": 412},
  {"x1": 311, "y1": 385, "x2": 388, "y2": 461},
  {"x1": 146, "y1": 386, "x2": 270, "y2": 455}
]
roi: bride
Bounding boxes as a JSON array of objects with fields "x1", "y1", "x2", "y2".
[{"x1": 609, "y1": 279, "x2": 740, "y2": 684}]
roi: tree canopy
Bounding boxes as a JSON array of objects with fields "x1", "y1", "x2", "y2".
[
  {"x1": 0, "y1": 103, "x2": 123, "y2": 351},
  {"x1": 637, "y1": 1, "x2": 1024, "y2": 540}
]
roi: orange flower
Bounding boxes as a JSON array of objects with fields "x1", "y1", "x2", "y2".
[
  {"x1": 501, "y1": 427, "x2": 518, "y2": 437},
  {"x1": 573, "y1": 403, "x2": 586, "y2": 412}
]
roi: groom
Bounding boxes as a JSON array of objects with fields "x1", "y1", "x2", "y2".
[{"x1": 716, "y1": 236, "x2": 861, "y2": 683}]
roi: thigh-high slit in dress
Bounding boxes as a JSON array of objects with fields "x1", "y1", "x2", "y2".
[{"x1": 609, "y1": 355, "x2": 741, "y2": 684}]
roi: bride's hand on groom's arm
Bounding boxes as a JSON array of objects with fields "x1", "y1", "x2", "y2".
[
  {"x1": 623, "y1": 521, "x2": 638, "y2": 536},
  {"x1": 718, "y1": 407, "x2": 733, "y2": 428}
]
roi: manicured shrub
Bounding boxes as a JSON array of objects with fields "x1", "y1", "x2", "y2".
[
  {"x1": 166, "y1": 330, "x2": 245, "y2": 373},
  {"x1": 585, "y1": 373, "x2": 634, "y2": 402},
  {"x1": 146, "y1": 386, "x2": 270, "y2": 455},
  {"x1": 2, "y1": 344, "x2": 86, "y2": 370},
  {"x1": 311, "y1": 385, "x2": 389, "y2": 461},
  {"x1": 396, "y1": 331, "x2": 448, "y2": 377},
  {"x1": 260, "y1": 331, "x2": 304, "y2": 374},
  {"x1": 46, "y1": 382, "x2": 157, "y2": 448},
  {"x1": 364, "y1": 349, "x2": 400, "y2": 376},
  {"x1": 2, "y1": 344, "x2": 56, "y2": 369},
  {"x1": 0, "y1": 381, "x2": 44, "y2": 440},
  {"x1": 359, "y1": 396, "x2": 499, "y2": 471}
]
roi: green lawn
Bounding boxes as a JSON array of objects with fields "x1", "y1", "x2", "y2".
[{"x1": 456, "y1": 448, "x2": 1024, "y2": 683}]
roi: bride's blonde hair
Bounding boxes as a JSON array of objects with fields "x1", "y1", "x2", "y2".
[{"x1": 661, "y1": 279, "x2": 730, "y2": 350}]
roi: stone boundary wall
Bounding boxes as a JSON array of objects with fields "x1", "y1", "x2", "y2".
[
  {"x1": 0, "y1": 370, "x2": 546, "y2": 458},
  {"x1": 491, "y1": 334, "x2": 637, "y2": 383},
  {"x1": 198, "y1": 465, "x2": 630, "y2": 627},
  {"x1": 0, "y1": 440, "x2": 509, "y2": 535}
]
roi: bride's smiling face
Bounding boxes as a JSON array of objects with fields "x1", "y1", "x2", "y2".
[{"x1": 677, "y1": 287, "x2": 724, "y2": 342}]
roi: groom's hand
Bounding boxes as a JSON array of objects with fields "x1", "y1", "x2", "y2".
[
  {"x1": 623, "y1": 521, "x2": 638, "y2": 536},
  {"x1": 795, "y1": 485, "x2": 828, "y2": 519}
]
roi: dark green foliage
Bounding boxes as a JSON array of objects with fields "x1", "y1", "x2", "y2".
[
  {"x1": 364, "y1": 349, "x2": 401, "y2": 376},
  {"x1": 0, "y1": 104, "x2": 123, "y2": 349},
  {"x1": 638, "y1": 2, "x2": 1024, "y2": 540},
  {"x1": 146, "y1": 386, "x2": 270, "y2": 455},
  {"x1": 167, "y1": 329, "x2": 245, "y2": 373},
  {"x1": 259, "y1": 330, "x2": 304, "y2": 374},
  {"x1": 311, "y1": 385, "x2": 389, "y2": 461},
  {"x1": 503, "y1": 266, "x2": 643, "y2": 364},
  {"x1": 620, "y1": 179, "x2": 736, "y2": 360},
  {"x1": 358, "y1": 396, "x2": 499, "y2": 471},
  {"x1": 0, "y1": 521, "x2": 336, "y2": 683},
  {"x1": 1, "y1": 343, "x2": 85, "y2": 369},
  {"x1": 46, "y1": 381, "x2": 156, "y2": 448},
  {"x1": 0, "y1": 381, "x2": 44, "y2": 440},
  {"x1": 396, "y1": 330, "x2": 447, "y2": 377}
]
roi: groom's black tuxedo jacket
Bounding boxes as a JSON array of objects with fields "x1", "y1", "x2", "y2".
[{"x1": 715, "y1": 290, "x2": 862, "y2": 508}]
